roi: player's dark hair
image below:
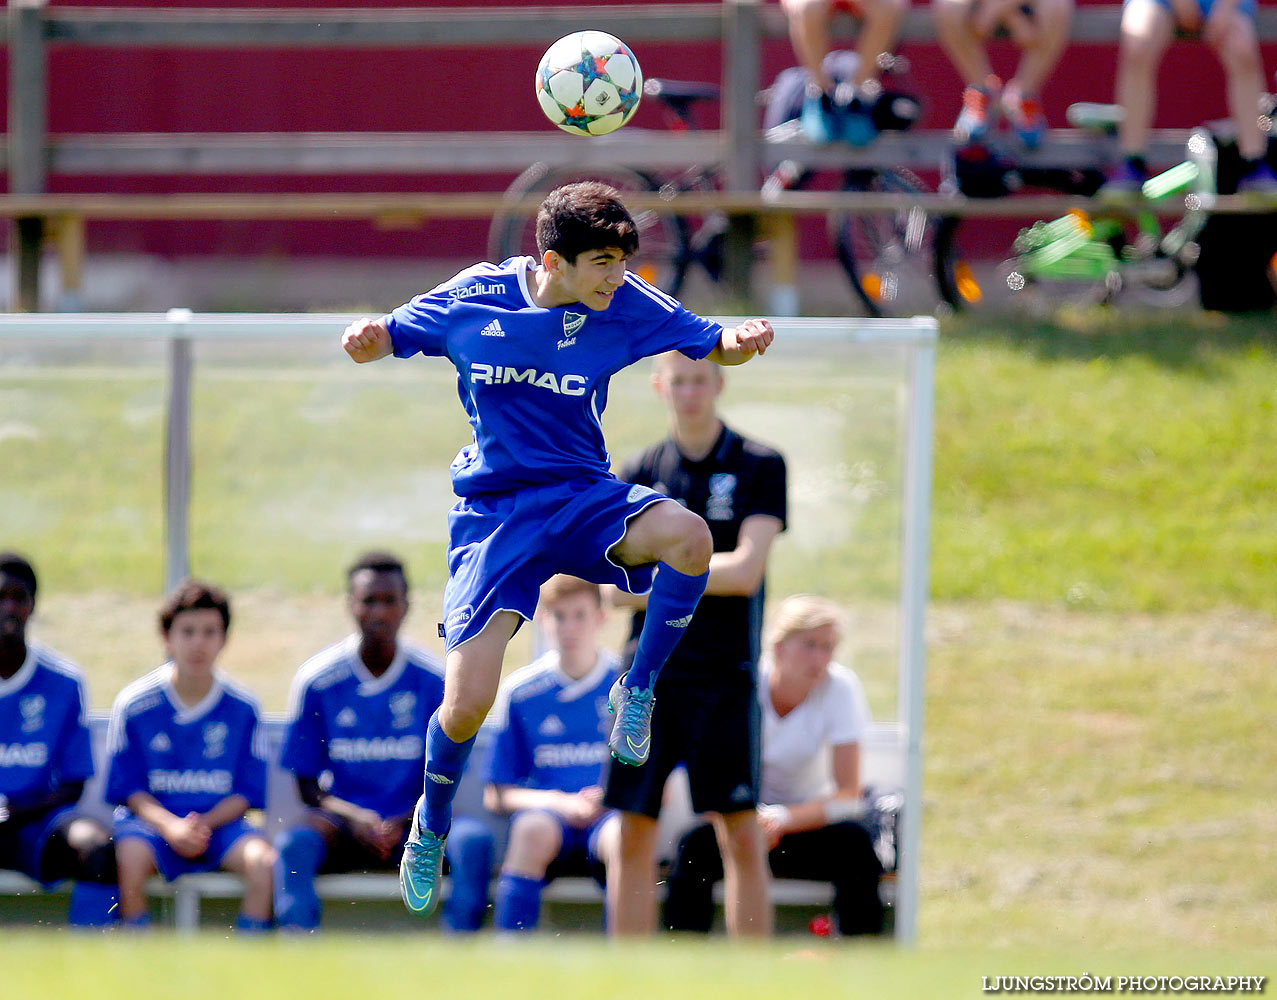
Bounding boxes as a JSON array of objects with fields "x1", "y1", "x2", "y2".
[
  {"x1": 346, "y1": 551, "x2": 409, "y2": 592},
  {"x1": 536, "y1": 181, "x2": 639, "y2": 261},
  {"x1": 158, "y1": 578, "x2": 231, "y2": 634},
  {"x1": 0, "y1": 552, "x2": 37, "y2": 600}
]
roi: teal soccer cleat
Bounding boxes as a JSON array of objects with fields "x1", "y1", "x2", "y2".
[
  {"x1": 607, "y1": 675, "x2": 656, "y2": 766},
  {"x1": 399, "y1": 795, "x2": 447, "y2": 917}
]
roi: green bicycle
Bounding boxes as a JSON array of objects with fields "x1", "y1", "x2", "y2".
[{"x1": 935, "y1": 106, "x2": 1215, "y2": 311}]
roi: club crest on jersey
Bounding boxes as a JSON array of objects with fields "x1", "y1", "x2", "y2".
[
  {"x1": 390, "y1": 691, "x2": 417, "y2": 729},
  {"x1": 20, "y1": 695, "x2": 45, "y2": 733},
  {"x1": 559, "y1": 311, "x2": 587, "y2": 349},
  {"x1": 707, "y1": 473, "x2": 737, "y2": 521},
  {"x1": 203, "y1": 721, "x2": 229, "y2": 759}
]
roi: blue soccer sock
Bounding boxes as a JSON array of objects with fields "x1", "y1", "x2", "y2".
[
  {"x1": 67, "y1": 882, "x2": 119, "y2": 928},
  {"x1": 273, "y1": 825, "x2": 327, "y2": 931},
  {"x1": 235, "y1": 913, "x2": 273, "y2": 934},
  {"x1": 494, "y1": 872, "x2": 543, "y2": 932},
  {"x1": 121, "y1": 912, "x2": 152, "y2": 931},
  {"x1": 626, "y1": 563, "x2": 709, "y2": 691},
  {"x1": 442, "y1": 818, "x2": 495, "y2": 934},
  {"x1": 420, "y1": 711, "x2": 477, "y2": 838}
]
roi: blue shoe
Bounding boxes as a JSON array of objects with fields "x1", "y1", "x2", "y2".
[
  {"x1": 840, "y1": 97, "x2": 878, "y2": 148},
  {"x1": 1098, "y1": 159, "x2": 1149, "y2": 202},
  {"x1": 799, "y1": 89, "x2": 839, "y2": 144},
  {"x1": 1002, "y1": 87, "x2": 1046, "y2": 150},
  {"x1": 954, "y1": 77, "x2": 1000, "y2": 145},
  {"x1": 399, "y1": 795, "x2": 447, "y2": 917},
  {"x1": 607, "y1": 674, "x2": 655, "y2": 766}
]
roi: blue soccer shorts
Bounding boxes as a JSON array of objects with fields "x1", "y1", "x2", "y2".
[
  {"x1": 113, "y1": 814, "x2": 267, "y2": 882},
  {"x1": 442, "y1": 475, "x2": 671, "y2": 651},
  {"x1": 0, "y1": 805, "x2": 78, "y2": 885},
  {"x1": 509, "y1": 809, "x2": 614, "y2": 882},
  {"x1": 1127, "y1": 0, "x2": 1258, "y2": 21}
]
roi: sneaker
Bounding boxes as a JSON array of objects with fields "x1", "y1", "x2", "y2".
[
  {"x1": 1236, "y1": 160, "x2": 1277, "y2": 193},
  {"x1": 399, "y1": 795, "x2": 446, "y2": 917},
  {"x1": 1002, "y1": 86, "x2": 1046, "y2": 149},
  {"x1": 1098, "y1": 159, "x2": 1150, "y2": 201},
  {"x1": 607, "y1": 674, "x2": 656, "y2": 766},
  {"x1": 954, "y1": 76, "x2": 1001, "y2": 145},
  {"x1": 799, "y1": 87, "x2": 840, "y2": 144},
  {"x1": 840, "y1": 96, "x2": 879, "y2": 148}
]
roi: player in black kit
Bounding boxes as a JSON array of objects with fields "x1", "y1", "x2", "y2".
[{"x1": 600, "y1": 352, "x2": 786, "y2": 936}]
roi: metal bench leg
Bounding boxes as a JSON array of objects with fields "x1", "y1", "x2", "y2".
[{"x1": 172, "y1": 881, "x2": 200, "y2": 934}]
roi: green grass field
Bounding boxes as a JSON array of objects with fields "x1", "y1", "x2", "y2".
[
  {"x1": 2, "y1": 309, "x2": 1275, "y2": 964},
  {"x1": 1, "y1": 936, "x2": 1271, "y2": 1000}
]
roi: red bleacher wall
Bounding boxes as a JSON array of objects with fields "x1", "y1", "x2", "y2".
[{"x1": 2, "y1": 0, "x2": 1272, "y2": 262}]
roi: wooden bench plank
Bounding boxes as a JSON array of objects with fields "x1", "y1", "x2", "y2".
[{"x1": 10, "y1": 127, "x2": 1197, "y2": 176}]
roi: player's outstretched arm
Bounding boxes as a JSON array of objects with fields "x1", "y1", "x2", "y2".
[
  {"x1": 708, "y1": 318, "x2": 774, "y2": 366},
  {"x1": 342, "y1": 317, "x2": 394, "y2": 364}
]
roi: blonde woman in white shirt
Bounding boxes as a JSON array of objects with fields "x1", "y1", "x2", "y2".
[{"x1": 663, "y1": 594, "x2": 884, "y2": 936}]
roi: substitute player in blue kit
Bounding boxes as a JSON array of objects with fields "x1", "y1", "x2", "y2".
[
  {"x1": 341, "y1": 181, "x2": 774, "y2": 917},
  {"x1": 482, "y1": 575, "x2": 621, "y2": 933},
  {"x1": 274, "y1": 552, "x2": 493, "y2": 934},
  {"x1": 106, "y1": 580, "x2": 275, "y2": 930},
  {"x1": 0, "y1": 553, "x2": 118, "y2": 926}
]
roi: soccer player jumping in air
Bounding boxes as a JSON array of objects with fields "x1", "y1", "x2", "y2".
[{"x1": 342, "y1": 182, "x2": 774, "y2": 917}]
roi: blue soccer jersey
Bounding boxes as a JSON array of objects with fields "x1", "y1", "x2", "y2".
[
  {"x1": 0, "y1": 642, "x2": 95, "y2": 804},
  {"x1": 105, "y1": 666, "x2": 267, "y2": 816},
  {"x1": 383, "y1": 257, "x2": 723, "y2": 497},
  {"x1": 279, "y1": 635, "x2": 446, "y2": 819},
  {"x1": 486, "y1": 650, "x2": 620, "y2": 794}
]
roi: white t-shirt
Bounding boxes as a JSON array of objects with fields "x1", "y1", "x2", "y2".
[{"x1": 758, "y1": 660, "x2": 872, "y2": 807}]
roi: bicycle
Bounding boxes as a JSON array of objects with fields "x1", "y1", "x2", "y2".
[
  {"x1": 487, "y1": 57, "x2": 945, "y2": 318},
  {"x1": 933, "y1": 103, "x2": 1214, "y2": 311}
]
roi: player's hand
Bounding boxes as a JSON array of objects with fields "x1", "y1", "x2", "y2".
[
  {"x1": 756, "y1": 804, "x2": 789, "y2": 851},
  {"x1": 349, "y1": 808, "x2": 391, "y2": 856},
  {"x1": 559, "y1": 791, "x2": 605, "y2": 828},
  {"x1": 166, "y1": 814, "x2": 212, "y2": 858},
  {"x1": 376, "y1": 819, "x2": 407, "y2": 859},
  {"x1": 342, "y1": 318, "x2": 393, "y2": 364},
  {"x1": 729, "y1": 319, "x2": 775, "y2": 359}
]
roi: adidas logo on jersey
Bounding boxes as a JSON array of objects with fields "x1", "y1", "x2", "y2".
[
  {"x1": 538, "y1": 715, "x2": 567, "y2": 737},
  {"x1": 335, "y1": 708, "x2": 357, "y2": 728},
  {"x1": 149, "y1": 732, "x2": 172, "y2": 752},
  {"x1": 665, "y1": 615, "x2": 694, "y2": 628},
  {"x1": 480, "y1": 319, "x2": 506, "y2": 338}
]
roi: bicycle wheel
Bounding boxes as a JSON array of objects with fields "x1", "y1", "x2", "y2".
[
  {"x1": 487, "y1": 163, "x2": 692, "y2": 295},
  {"x1": 934, "y1": 215, "x2": 1033, "y2": 312},
  {"x1": 829, "y1": 167, "x2": 945, "y2": 318}
]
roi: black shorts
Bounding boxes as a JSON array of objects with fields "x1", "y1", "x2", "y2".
[
  {"x1": 310, "y1": 812, "x2": 406, "y2": 874},
  {"x1": 602, "y1": 671, "x2": 760, "y2": 819}
]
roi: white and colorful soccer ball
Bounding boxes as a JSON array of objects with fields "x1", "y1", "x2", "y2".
[{"x1": 535, "y1": 31, "x2": 643, "y2": 137}]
